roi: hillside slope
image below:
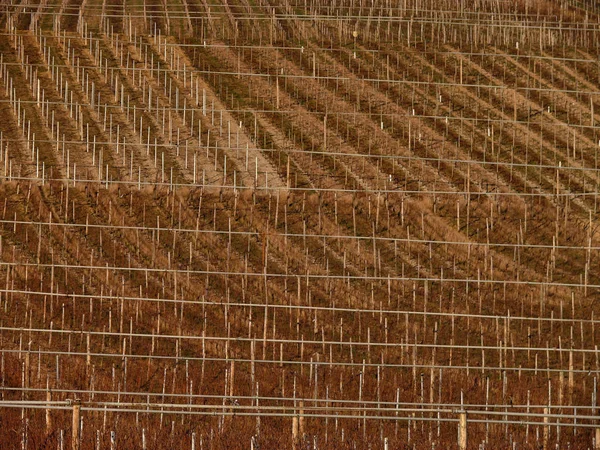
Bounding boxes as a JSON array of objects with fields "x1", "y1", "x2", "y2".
[{"x1": 2, "y1": 1, "x2": 600, "y2": 448}]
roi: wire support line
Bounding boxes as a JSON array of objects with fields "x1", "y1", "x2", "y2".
[
  {"x1": 4, "y1": 100, "x2": 600, "y2": 144},
  {"x1": 0, "y1": 400, "x2": 598, "y2": 427},
  {"x1": 2, "y1": 327, "x2": 599, "y2": 355},
  {"x1": 2, "y1": 32, "x2": 600, "y2": 94},
  {"x1": 0, "y1": 402, "x2": 458, "y2": 422},
  {"x1": 1, "y1": 219, "x2": 598, "y2": 254},
  {"x1": 8, "y1": 56, "x2": 600, "y2": 97},
  {"x1": 0, "y1": 3, "x2": 583, "y2": 22},
  {"x1": 1, "y1": 287, "x2": 597, "y2": 325},
  {"x1": 3, "y1": 387, "x2": 592, "y2": 412},
  {"x1": 0, "y1": 260, "x2": 597, "y2": 291},
  {"x1": 0, "y1": 398, "x2": 595, "y2": 422},
  {"x1": 21, "y1": 37, "x2": 600, "y2": 65},
  {"x1": 0, "y1": 348, "x2": 597, "y2": 375},
  {"x1": 0, "y1": 174, "x2": 597, "y2": 198},
  {"x1": 2, "y1": 132, "x2": 600, "y2": 174},
  {"x1": 5, "y1": 53, "x2": 600, "y2": 97},
  {"x1": 0, "y1": 401, "x2": 472, "y2": 415},
  {"x1": 4, "y1": 11, "x2": 600, "y2": 32}
]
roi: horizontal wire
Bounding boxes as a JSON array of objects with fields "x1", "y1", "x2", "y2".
[
  {"x1": 0, "y1": 400, "x2": 461, "y2": 415},
  {"x1": 3, "y1": 96, "x2": 599, "y2": 137},
  {"x1": 0, "y1": 400, "x2": 597, "y2": 427},
  {"x1": 6, "y1": 53, "x2": 600, "y2": 98},
  {"x1": 0, "y1": 218, "x2": 596, "y2": 253},
  {"x1": 9, "y1": 39, "x2": 600, "y2": 63},
  {"x1": 0, "y1": 402, "x2": 459, "y2": 422},
  {"x1": 2, "y1": 132, "x2": 599, "y2": 174},
  {"x1": 0, "y1": 348, "x2": 595, "y2": 375},
  {"x1": 0, "y1": 259, "x2": 595, "y2": 290},
  {"x1": 3, "y1": 33, "x2": 594, "y2": 68},
  {"x1": 2, "y1": 3, "x2": 572, "y2": 21},
  {"x1": 0, "y1": 287, "x2": 594, "y2": 325},
  {"x1": 0, "y1": 175, "x2": 594, "y2": 198},
  {"x1": 4, "y1": 33, "x2": 600, "y2": 96},
  {"x1": 6, "y1": 11, "x2": 600, "y2": 33},
  {"x1": 2, "y1": 97, "x2": 600, "y2": 140},
  {"x1": 2, "y1": 327, "x2": 597, "y2": 354},
  {"x1": 3, "y1": 386, "x2": 588, "y2": 411},
  {"x1": 0, "y1": 398, "x2": 592, "y2": 422},
  {"x1": 7, "y1": 52, "x2": 600, "y2": 97}
]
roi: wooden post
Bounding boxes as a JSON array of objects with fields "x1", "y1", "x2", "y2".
[
  {"x1": 569, "y1": 348, "x2": 574, "y2": 400},
  {"x1": 24, "y1": 351, "x2": 30, "y2": 398},
  {"x1": 299, "y1": 399, "x2": 305, "y2": 438},
  {"x1": 458, "y1": 411, "x2": 467, "y2": 450},
  {"x1": 45, "y1": 387, "x2": 52, "y2": 433},
  {"x1": 86, "y1": 334, "x2": 91, "y2": 375},
  {"x1": 323, "y1": 115, "x2": 327, "y2": 152},
  {"x1": 292, "y1": 414, "x2": 299, "y2": 449},
  {"x1": 543, "y1": 407, "x2": 549, "y2": 450},
  {"x1": 72, "y1": 399, "x2": 81, "y2": 450},
  {"x1": 595, "y1": 428, "x2": 600, "y2": 450}
]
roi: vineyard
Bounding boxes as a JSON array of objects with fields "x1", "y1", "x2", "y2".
[{"x1": 2, "y1": 0, "x2": 600, "y2": 448}]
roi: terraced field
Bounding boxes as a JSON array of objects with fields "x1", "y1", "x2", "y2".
[{"x1": 2, "y1": 0, "x2": 600, "y2": 448}]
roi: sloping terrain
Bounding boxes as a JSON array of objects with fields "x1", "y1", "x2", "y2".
[{"x1": 2, "y1": 0, "x2": 600, "y2": 448}]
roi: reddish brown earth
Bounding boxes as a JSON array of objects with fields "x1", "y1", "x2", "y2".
[{"x1": 2, "y1": 0, "x2": 600, "y2": 448}]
